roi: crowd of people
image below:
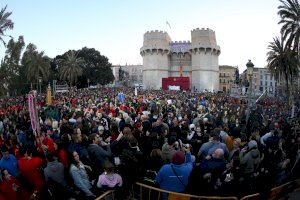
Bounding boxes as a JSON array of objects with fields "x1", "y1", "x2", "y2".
[{"x1": 0, "y1": 87, "x2": 299, "y2": 200}]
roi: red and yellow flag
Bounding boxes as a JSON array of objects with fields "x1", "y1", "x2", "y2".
[{"x1": 179, "y1": 65, "x2": 183, "y2": 77}]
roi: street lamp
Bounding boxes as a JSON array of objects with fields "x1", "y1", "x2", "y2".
[
  {"x1": 53, "y1": 80, "x2": 57, "y2": 95},
  {"x1": 246, "y1": 59, "x2": 254, "y2": 106}
]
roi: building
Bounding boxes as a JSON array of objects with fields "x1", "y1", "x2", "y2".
[
  {"x1": 241, "y1": 67, "x2": 278, "y2": 96},
  {"x1": 257, "y1": 68, "x2": 277, "y2": 94},
  {"x1": 219, "y1": 65, "x2": 238, "y2": 93},
  {"x1": 140, "y1": 28, "x2": 221, "y2": 91},
  {"x1": 111, "y1": 65, "x2": 143, "y2": 86}
]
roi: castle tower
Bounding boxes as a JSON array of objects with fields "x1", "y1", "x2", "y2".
[
  {"x1": 140, "y1": 30, "x2": 171, "y2": 89},
  {"x1": 190, "y1": 28, "x2": 220, "y2": 91}
]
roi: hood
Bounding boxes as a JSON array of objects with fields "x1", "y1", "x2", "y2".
[
  {"x1": 47, "y1": 161, "x2": 61, "y2": 172},
  {"x1": 250, "y1": 149, "x2": 260, "y2": 159}
]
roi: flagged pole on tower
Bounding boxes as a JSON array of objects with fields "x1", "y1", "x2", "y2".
[{"x1": 166, "y1": 21, "x2": 171, "y2": 29}]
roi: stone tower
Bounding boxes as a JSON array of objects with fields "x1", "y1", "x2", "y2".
[
  {"x1": 140, "y1": 28, "x2": 220, "y2": 91},
  {"x1": 140, "y1": 30, "x2": 171, "y2": 89},
  {"x1": 190, "y1": 28, "x2": 220, "y2": 92}
]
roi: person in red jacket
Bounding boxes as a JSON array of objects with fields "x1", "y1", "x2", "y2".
[
  {"x1": 17, "y1": 147, "x2": 44, "y2": 192},
  {"x1": 0, "y1": 169, "x2": 30, "y2": 200},
  {"x1": 36, "y1": 131, "x2": 55, "y2": 154}
]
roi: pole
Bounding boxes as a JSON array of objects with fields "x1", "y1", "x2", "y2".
[{"x1": 248, "y1": 74, "x2": 253, "y2": 108}]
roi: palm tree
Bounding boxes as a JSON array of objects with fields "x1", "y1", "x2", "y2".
[
  {"x1": 0, "y1": 6, "x2": 14, "y2": 46},
  {"x1": 57, "y1": 51, "x2": 85, "y2": 86},
  {"x1": 22, "y1": 43, "x2": 50, "y2": 88},
  {"x1": 267, "y1": 36, "x2": 299, "y2": 102},
  {"x1": 278, "y1": 0, "x2": 300, "y2": 53}
]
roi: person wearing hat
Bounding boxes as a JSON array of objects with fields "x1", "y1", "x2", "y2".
[{"x1": 155, "y1": 145, "x2": 193, "y2": 193}]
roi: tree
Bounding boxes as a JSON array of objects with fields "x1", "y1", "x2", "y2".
[
  {"x1": 0, "y1": 36, "x2": 25, "y2": 95},
  {"x1": 267, "y1": 36, "x2": 299, "y2": 101},
  {"x1": 77, "y1": 47, "x2": 114, "y2": 86},
  {"x1": 22, "y1": 43, "x2": 51, "y2": 88},
  {"x1": 57, "y1": 51, "x2": 85, "y2": 86},
  {"x1": 119, "y1": 67, "x2": 129, "y2": 86},
  {"x1": 278, "y1": 0, "x2": 300, "y2": 53},
  {"x1": 0, "y1": 6, "x2": 14, "y2": 46}
]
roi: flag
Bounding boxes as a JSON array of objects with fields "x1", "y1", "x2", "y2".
[{"x1": 166, "y1": 21, "x2": 171, "y2": 29}]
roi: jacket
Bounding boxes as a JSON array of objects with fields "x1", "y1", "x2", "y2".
[
  {"x1": 87, "y1": 143, "x2": 112, "y2": 169},
  {"x1": 155, "y1": 152, "x2": 193, "y2": 192},
  {"x1": 70, "y1": 162, "x2": 93, "y2": 196},
  {"x1": 239, "y1": 148, "x2": 260, "y2": 174},
  {"x1": 44, "y1": 160, "x2": 66, "y2": 186}
]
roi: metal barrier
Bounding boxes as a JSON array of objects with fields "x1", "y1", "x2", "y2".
[
  {"x1": 134, "y1": 182, "x2": 238, "y2": 200},
  {"x1": 95, "y1": 178, "x2": 300, "y2": 200},
  {"x1": 94, "y1": 190, "x2": 115, "y2": 200},
  {"x1": 239, "y1": 193, "x2": 260, "y2": 200}
]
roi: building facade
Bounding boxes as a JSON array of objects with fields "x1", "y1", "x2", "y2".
[
  {"x1": 240, "y1": 67, "x2": 278, "y2": 96},
  {"x1": 219, "y1": 65, "x2": 238, "y2": 93},
  {"x1": 140, "y1": 28, "x2": 221, "y2": 91}
]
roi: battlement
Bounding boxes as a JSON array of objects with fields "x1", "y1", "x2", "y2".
[
  {"x1": 143, "y1": 30, "x2": 172, "y2": 47},
  {"x1": 145, "y1": 30, "x2": 167, "y2": 34},
  {"x1": 191, "y1": 27, "x2": 215, "y2": 33},
  {"x1": 191, "y1": 27, "x2": 217, "y2": 46},
  {"x1": 171, "y1": 40, "x2": 191, "y2": 44}
]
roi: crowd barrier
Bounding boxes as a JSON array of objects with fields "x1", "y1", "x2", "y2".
[{"x1": 95, "y1": 179, "x2": 300, "y2": 200}]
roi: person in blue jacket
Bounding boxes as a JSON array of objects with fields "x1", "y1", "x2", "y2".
[
  {"x1": 0, "y1": 146, "x2": 20, "y2": 177},
  {"x1": 155, "y1": 145, "x2": 193, "y2": 193}
]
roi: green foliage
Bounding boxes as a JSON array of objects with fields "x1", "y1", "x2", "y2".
[
  {"x1": 77, "y1": 47, "x2": 114, "y2": 86},
  {"x1": 0, "y1": 5, "x2": 14, "y2": 46},
  {"x1": 57, "y1": 50, "x2": 85, "y2": 86},
  {"x1": 267, "y1": 37, "x2": 299, "y2": 100},
  {"x1": 119, "y1": 67, "x2": 129, "y2": 86},
  {"x1": 278, "y1": 0, "x2": 300, "y2": 52},
  {"x1": 0, "y1": 36, "x2": 25, "y2": 96},
  {"x1": 55, "y1": 47, "x2": 115, "y2": 87},
  {"x1": 266, "y1": 0, "x2": 300, "y2": 103},
  {"x1": 21, "y1": 43, "x2": 51, "y2": 87}
]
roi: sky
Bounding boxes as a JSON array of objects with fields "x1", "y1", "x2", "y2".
[{"x1": 1, "y1": 0, "x2": 282, "y2": 72}]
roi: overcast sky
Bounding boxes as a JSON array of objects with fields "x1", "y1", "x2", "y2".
[{"x1": 1, "y1": 0, "x2": 282, "y2": 72}]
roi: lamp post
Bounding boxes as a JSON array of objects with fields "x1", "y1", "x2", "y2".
[
  {"x1": 38, "y1": 77, "x2": 42, "y2": 94},
  {"x1": 246, "y1": 60, "x2": 254, "y2": 106},
  {"x1": 53, "y1": 80, "x2": 57, "y2": 96}
]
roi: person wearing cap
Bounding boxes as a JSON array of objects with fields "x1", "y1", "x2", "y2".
[{"x1": 155, "y1": 146, "x2": 193, "y2": 193}]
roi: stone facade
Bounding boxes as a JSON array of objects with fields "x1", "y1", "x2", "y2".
[
  {"x1": 140, "y1": 28, "x2": 221, "y2": 91},
  {"x1": 219, "y1": 65, "x2": 238, "y2": 93}
]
